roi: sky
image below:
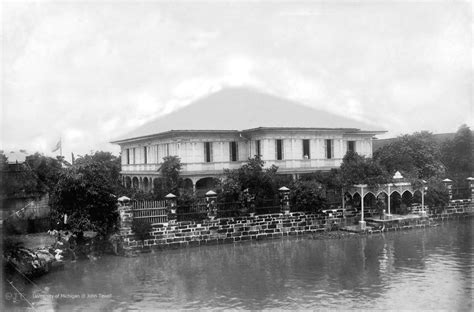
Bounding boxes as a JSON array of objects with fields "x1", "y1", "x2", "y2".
[{"x1": 1, "y1": 0, "x2": 472, "y2": 160}]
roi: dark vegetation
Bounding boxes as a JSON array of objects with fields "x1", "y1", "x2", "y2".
[{"x1": 1, "y1": 124, "x2": 472, "y2": 238}]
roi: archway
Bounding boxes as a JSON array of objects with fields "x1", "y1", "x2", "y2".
[
  {"x1": 124, "y1": 176, "x2": 132, "y2": 189},
  {"x1": 364, "y1": 192, "x2": 376, "y2": 208},
  {"x1": 132, "y1": 177, "x2": 139, "y2": 189},
  {"x1": 181, "y1": 178, "x2": 194, "y2": 195},
  {"x1": 195, "y1": 177, "x2": 219, "y2": 197},
  {"x1": 143, "y1": 177, "x2": 149, "y2": 192},
  {"x1": 390, "y1": 191, "x2": 402, "y2": 214}
]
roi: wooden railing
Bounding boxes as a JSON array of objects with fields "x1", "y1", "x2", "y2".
[{"x1": 132, "y1": 200, "x2": 168, "y2": 224}]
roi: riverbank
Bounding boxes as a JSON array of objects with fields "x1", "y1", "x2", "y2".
[
  {"x1": 120, "y1": 207, "x2": 473, "y2": 253},
  {"x1": 4, "y1": 219, "x2": 472, "y2": 311},
  {"x1": 3, "y1": 230, "x2": 102, "y2": 281}
]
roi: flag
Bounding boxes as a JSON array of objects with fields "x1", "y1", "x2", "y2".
[{"x1": 52, "y1": 139, "x2": 61, "y2": 152}]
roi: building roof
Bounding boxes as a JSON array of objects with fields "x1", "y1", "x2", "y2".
[
  {"x1": 113, "y1": 87, "x2": 383, "y2": 143},
  {"x1": 2, "y1": 150, "x2": 30, "y2": 164}
]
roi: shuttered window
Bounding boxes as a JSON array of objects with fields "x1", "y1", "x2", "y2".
[
  {"x1": 276, "y1": 139, "x2": 283, "y2": 160},
  {"x1": 303, "y1": 139, "x2": 310, "y2": 159},
  {"x1": 230, "y1": 141, "x2": 238, "y2": 161},
  {"x1": 204, "y1": 142, "x2": 213, "y2": 162}
]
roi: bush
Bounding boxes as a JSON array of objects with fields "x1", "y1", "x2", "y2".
[
  {"x1": 131, "y1": 219, "x2": 152, "y2": 242},
  {"x1": 290, "y1": 180, "x2": 328, "y2": 213}
]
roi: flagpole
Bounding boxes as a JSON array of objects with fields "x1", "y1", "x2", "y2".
[{"x1": 60, "y1": 137, "x2": 62, "y2": 157}]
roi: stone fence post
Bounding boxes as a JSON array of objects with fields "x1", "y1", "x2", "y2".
[
  {"x1": 206, "y1": 190, "x2": 218, "y2": 220},
  {"x1": 117, "y1": 196, "x2": 133, "y2": 235},
  {"x1": 279, "y1": 186, "x2": 290, "y2": 214},
  {"x1": 165, "y1": 193, "x2": 178, "y2": 223}
]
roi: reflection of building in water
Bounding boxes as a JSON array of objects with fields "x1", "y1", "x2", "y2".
[{"x1": 379, "y1": 240, "x2": 395, "y2": 274}]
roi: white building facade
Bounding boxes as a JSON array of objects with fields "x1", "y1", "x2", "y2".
[{"x1": 113, "y1": 127, "x2": 380, "y2": 193}]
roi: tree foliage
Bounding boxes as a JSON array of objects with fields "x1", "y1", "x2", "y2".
[
  {"x1": 440, "y1": 124, "x2": 473, "y2": 178},
  {"x1": 220, "y1": 156, "x2": 279, "y2": 201},
  {"x1": 0, "y1": 153, "x2": 63, "y2": 198},
  {"x1": 340, "y1": 151, "x2": 391, "y2": 187},
  {"x1": 25, "y1": 153, "x2": 63, "y2": 193},
  {"x1": 50, "y1": 154, "x2": 119, "y2": 234},
  {"x1": 74, "y1": 151, "x2": 122, "y2": 193},
  {"x1": 289, "y1": 179, "x2": 327, "y2": 213},
  {"x1": 374, "y1": 131, "x2": 445, "y2": 179},
  {"x1": 160, "y1": 155, "x2": 182, "y2": 195}
]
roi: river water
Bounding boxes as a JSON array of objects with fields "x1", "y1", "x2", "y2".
[{"x1": 6, "y1": 219, "x2": 473, "y2": 311}]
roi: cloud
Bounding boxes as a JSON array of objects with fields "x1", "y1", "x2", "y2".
[{"x1": 1, "y1": 0, "x2": 471, "y2": 157}]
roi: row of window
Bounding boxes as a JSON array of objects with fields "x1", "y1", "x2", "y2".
[{"x1": 125, "y1": 140, "x2": 357, "y2": 164}]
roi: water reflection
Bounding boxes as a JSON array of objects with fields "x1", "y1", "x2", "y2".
[{"x1": 7, "y1": 219, "x2": 472, "y2": 311}]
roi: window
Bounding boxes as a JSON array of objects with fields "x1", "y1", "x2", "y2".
[
  {"x1": 347, "y1": 141, "x2": 355, "y2": 153},
  {"x1": 256, "y1": 140, "x2": 261, "y2": 157},
  {"x1": 143, "y1": 146, "x2": 147, "y2": 164},
  {"x1": 230, "y1": 141, "x2": 238, "y2": 161},
  {"x1": 276, "y1": 139, "x2": 283, "y2": 160},
  {"x1": 126, "y1": 149, "x2": 130, "y2": 164},
  {"x1": 132, "y1": 148, "x2": 136, "y2": 164},
  {"x1": 165, "y1": 143, "x2": 169, "y2": 157},
  {"x1": 302, "y1": 139, "x2": 310, "y2": 159},
  {"x1": 204, "y1": 142, "x2": 212, "y2": 162},
  {"x1": 325, "y1": 139, "x2": 333, "y2": 159}
]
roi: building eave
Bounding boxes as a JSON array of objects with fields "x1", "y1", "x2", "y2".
[{"x1": 111, "y1": 127, "x2": 386, "y2": 145}]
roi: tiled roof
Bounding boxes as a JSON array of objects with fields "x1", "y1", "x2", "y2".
[{"x1": 113, "y1": 87, "x2": 383, "y2": 143}]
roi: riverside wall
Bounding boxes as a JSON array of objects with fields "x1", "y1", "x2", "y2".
[
  {"x1": 118, "y1": 198, "x2": 473, "y2": 252},
  {"x1": 119, "y1": 210, "x2": 357, "y2": 251}
]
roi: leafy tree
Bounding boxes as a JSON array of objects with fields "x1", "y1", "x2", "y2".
[
  {"x1": 289, "y1": 179, "x2": 327, "y2": 213},
  {"x1": 220, "y1": 156, "x2": 279, "y2": 201},
  {"x1": 424, "y1": 178, "x2": 450, "y2": 213},
  {"x1": 440, "y1": 124, "x2": 473, "y2": 178},
  {"x1": 74, "y1": 151, "x2": 122, "y2": 193},
  {"x1": 25, "y1": 153, "x2": 63, "y2": 193},
  {"x1": 160, "y1": 156, "x2": 182, "y2": 195},
  {"x1": 50, "y1": 154, "x2": 119, "y2": 234},
  {"x1": 0, "y1": 158, "x2": 38, "y2": 198},
  {"x1": 340, "y1": 152, "x2": 391, "y2": 187},
  {"x1": 374, "y1": 131, "x2": 445, "y2": 179}
]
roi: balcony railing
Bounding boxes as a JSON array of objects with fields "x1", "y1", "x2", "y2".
[{"x1": 121, "y1": 158, "x2": 343, "y2": 174}]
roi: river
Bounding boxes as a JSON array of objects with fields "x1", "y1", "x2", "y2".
[{"x1": 5, "y1": 219, "x2": 472, "y2": 311}]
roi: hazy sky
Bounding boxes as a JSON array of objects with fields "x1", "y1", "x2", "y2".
[{"x1": 1, "y1": 0, "x2": 472, "y2": 159}]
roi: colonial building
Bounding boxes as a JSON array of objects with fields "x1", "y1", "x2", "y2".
[{"x1": 111, "y1": 88, "x2": 385, "y2": 193}]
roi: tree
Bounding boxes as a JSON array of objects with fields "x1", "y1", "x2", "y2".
[
  {"x1": 424, "y1": 178, "x2": 450, "y2": 213},
  {"x1": 161, "y1": 156, "x2": 182, "y2": 195},
  {"x1": 340, "y1": 151, "x2": 391, "y2": 188},
  {"x1": 440, "y1": 124, "x2": 473, "y2": 178},
  {"x1": 289, "y1": 179, "x2": 327, "y2": 213},
  {"x1": 25, "y1": 153, "x2": 63, "y2": 193},
  {"x1": 50, "y1": 153, "x2": 119, "y2": 234},
  {"x1": 374, "y1": 131, "x2": 445, "y2": 179},
  {"x1": 220, "y1": 156, "x2": 279, "y2": 201},
  {"x1": 74, "y1": 151, "x2": 122, "y2": 193}
]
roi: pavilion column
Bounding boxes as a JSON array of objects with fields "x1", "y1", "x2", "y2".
[
  {"x1": 387, "y1": 184, "x2": 391, "y2": 216},
  {"x1": 356, "y1": 184, "x2": 367, "y2": 230}
]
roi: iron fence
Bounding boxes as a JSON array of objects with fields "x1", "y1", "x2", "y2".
[{"x1": 176, "y1": 203, "x2": 208, "y2": 222}]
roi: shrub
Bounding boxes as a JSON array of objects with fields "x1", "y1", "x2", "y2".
[{"x1": 131, "y1": 219, "x2": 152, "y2": 242}]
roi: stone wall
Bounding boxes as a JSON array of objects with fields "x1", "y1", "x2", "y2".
[
  {"x1": 118, "y1": 197, "x2": 473, "y2": 252},
  {"x1": 119, "y1": 209, "x2": 356, "y2": 251}
]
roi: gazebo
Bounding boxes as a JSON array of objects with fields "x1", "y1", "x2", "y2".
[{"x1": 343, "y1": 171, "x2": 427, "y2": 230}]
